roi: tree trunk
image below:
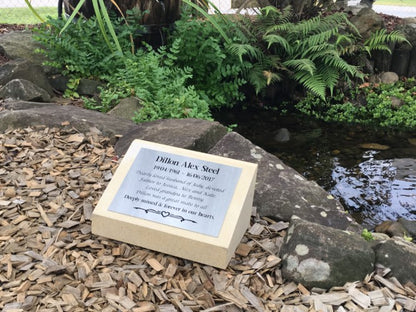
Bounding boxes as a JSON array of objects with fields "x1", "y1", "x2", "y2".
[{"x1": 64, "y1": 0, "x2": 182, "y2": 25}]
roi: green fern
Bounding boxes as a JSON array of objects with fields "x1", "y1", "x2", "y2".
[
  {"x1": 256, "y1": 8, "x2": 364, "y2": 99},
  {"x1": 364, "y1": 29, "x2": 410, "y2": 56},
  {"x1": 284, "y1": 59, "x2": 316, "y2": 76}
]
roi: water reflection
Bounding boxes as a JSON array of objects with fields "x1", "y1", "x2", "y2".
[
  {"x1": 215, "y1": 110, "x2": 416, "y2": 227},
  {"x1": 331, "y1": 152, "x2": 416, "y2": 228}
]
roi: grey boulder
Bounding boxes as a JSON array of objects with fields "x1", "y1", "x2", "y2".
[
  {"x1": 280, "y1": 217, "x2": 375, "y2": 289},
  {"x1": 0, "y1": 79, "x2": 51, "y2": 102}
]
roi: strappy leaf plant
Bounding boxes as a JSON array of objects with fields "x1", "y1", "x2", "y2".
[
  {"x1": 24, "y1": 0, "x2": 46, "y2": 23},
  {"x1": 29, "y1": 0, "x2": 230, "y2": 54}
]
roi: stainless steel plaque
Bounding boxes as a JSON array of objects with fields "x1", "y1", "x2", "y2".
[{"x1": 108, "y1": 147, "x2": 242, "y2": 237}]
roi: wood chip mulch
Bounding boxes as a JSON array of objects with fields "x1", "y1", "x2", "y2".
[{"x1": 1, "y1": 125, "x2": 416, "y2": 311}]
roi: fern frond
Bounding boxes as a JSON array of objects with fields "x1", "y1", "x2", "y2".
[
  {"x1": 318, "y1": 52, "x2": 360, "y2": 77},
  {"x1": 261, "y1": 5, "x2": 280, "y2": 17},
  {"x1": 336, "y1": 34, "x2": 354, "y2": 46},
  {"x1": 319, "y1": 66, "x2": 340, "y2": 96},
  {"x1": 283, "y1": 59, "x2": 316, "y2": 76},
  {"x1": 364, "y1": 29, "x2": 410, "y2": 56},
  {"x1": 291, "y1": 16, "x2": 322, "y2": 37},
  {"x1": 300, "y1": 43, "x2": 336, "y2": 59},
  {"x1": 264, "y1": 22, "x2": 293, "y2": 35},
  {"x1": 263, "y1": 34, "x2": 291, "y2": 53},
  {"x1": 227, "y1": 43, "x2": 264, "y2": 63},
  {"x1": 246, "y1": 64, "x2": 282, "y2": 94},
  {"x1": 292, "y1": 71, "x2": 326, "y2": 99},
  {"x1": 302, "y1": 28, "x2": 339, "y2": 48}
]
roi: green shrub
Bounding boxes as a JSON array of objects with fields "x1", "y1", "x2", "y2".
[
  {"x1": 166, "y1": 11, "x2": 252, "y2": 109},
  {"x1": 34, "y1": 16, "x2": 211, "y2": 121},
  {"x1": 86, "y1": 43, "x2": 211, "y2": 121},
  {"x1": 295, "y1": 78, "x2": 416, "y2": 129},
  {"x1": 34, "y1": 16, "x2": 134, "y2": 79}
]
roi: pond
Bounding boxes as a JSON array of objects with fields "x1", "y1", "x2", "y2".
[{"x1": 215, "y1": 109, "x2": 416, "y2": 229}]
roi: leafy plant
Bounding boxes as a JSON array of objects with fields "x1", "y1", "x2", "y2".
[
  {"x1": 361, "y1": 229, "x2": 374, "y2": 241},
  {"x1": 340, "y1": 28, "x2": 410, "y2": 68},
  {"x1": 58, "y1": 0, "x2": 125, "y2": 53},
  {"x1": 166, "y1": 10, "x2": 252, "y2": 108},
  {"x1": 85, "y1": 42, "x2": 212, "y2": 121},
  {"x1": 230, "y1": 6, "x2": 409, "y2": 102},
  {"x1": 258, "y1": 6, "x2": 364, "y2": 99},
  {"x1": 240, "y1": 0, "x2": 342, "y2": 20},
  {"x1": 363, "y1": 29, "x2": 409, "y2": 56},
  {"x1": 34, "y1": 16, "x2": 134, "y2": 80},
  {"x1": 295, "y1": 78, "x2": 416, "y2": 130},
  {"x1": 404, "y1": 234, "x2": 413, "y2": 242}
]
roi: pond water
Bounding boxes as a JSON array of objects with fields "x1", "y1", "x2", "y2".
[{"x1": 215, "y1": 109, "x2": 416, "y2": 229}]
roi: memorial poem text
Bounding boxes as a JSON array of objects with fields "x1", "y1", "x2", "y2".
[{"x1": 108, "y1": 148, "x2": 242, "y2": 237}]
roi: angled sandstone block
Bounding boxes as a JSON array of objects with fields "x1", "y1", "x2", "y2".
[{"x1": 92, "y1": 139, "x2": 257, "y2": 268}]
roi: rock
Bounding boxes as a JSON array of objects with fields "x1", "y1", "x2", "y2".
[
  {"x1": 48, "y1": 75, "x2": 104, "y2": 96},
  {"x1": 48, "y1": 74, "x2": 68, "y2": 93},
  {"x1": 0, "y1": 59, "x2": 54, "y2": 96},
  {"x1": 396, "y1": 22, "x2": 416, "y2": 46},
  {"x1": 350, "y1": 8, "x2": 384, "y2": 39},
  {"x1": 0, "y1": 31, "x2": 46, "y2": 65},
  {"x1": 0, "y1": 101, "x2": 137, "y2": 141},
  {"x1": 208, "y1": 132, "x2": 358, "y2": 231},
  {"x1": 359, "y1": 143, "x2": 390, "y2": 150},
  {"x1": 114, "y1": 118, "x2": 228, "y2": 156},
  {"x1": 77, "y1": 78, "x2": 105, "y2": 96},
  {"x1": 108, "y1": 97, "x2": 141, "y2": 120},
  {"x1": 379, "y1": 72, "x2": 399, "y2": 84},
  {"x1": 375, "y1": 220, "x2": 409, "y2": 238},
  {"x1": 274, "y1": 128, "x2": 290, "y2": 143},
  {"x1": 0, "y1": 79, "x2": 51, "y2": 102},
  {"x1": 398, "y1": 218, "x2": 416, "y2": 239},
  {"x1": 374, "y1": 237, "x2": 416, "y2": 284},
  {"x1": 372, "y1": 232, "x2": 390, "y2": 241},
  {"x1": 390, "y1": 96, "x2": 403, "y2": 109},
  {"x1": 359, "y1": 0, "x2": 374, "y2": 8},
  {"x1": 280, "y1": 217, "x2": 374, "y2": 289}
]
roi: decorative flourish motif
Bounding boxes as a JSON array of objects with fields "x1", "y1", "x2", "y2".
[{"x1": 134, "y1": 206, "x2": 197, "y2": 223}]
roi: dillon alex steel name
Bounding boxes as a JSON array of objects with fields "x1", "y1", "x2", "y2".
[{"x1": 155, "y1": 156, "x2": 221, "y2": 175}]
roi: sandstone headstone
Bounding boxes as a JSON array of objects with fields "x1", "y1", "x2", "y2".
[{"x1": 92, "y1": 139, "x2": 257, "y2": 269}]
